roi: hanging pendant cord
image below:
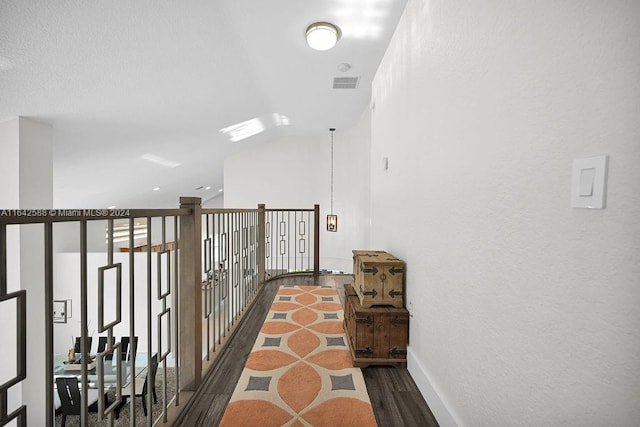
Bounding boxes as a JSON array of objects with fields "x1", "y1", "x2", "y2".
[{"x1": 330, "y1": 128, "x2": 335, "y2": 215}]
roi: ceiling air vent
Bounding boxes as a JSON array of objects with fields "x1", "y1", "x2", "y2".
[{"x1": 333, "y1": 77, "x2": 359, "y2": 89}]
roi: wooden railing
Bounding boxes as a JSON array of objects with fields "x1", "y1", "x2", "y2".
[{"x1": 0, "y1": 198, "x2": 320, "y2": 426}]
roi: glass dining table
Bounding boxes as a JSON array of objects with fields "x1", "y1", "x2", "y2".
[
  {"x1": 53, "y1": 352, "x2": 149, "y2": 410},
  {"x1": 54, "y1": 352, "x2": 148, "y2": 386}
]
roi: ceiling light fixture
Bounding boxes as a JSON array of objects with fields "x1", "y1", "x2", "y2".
[{"x1": 306, "y1": 22, "x2": 340, "y2": 51}]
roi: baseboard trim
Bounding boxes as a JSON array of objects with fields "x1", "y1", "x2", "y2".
[{"x1": 407, "y1": 346, "x2": 461, "y2": 427}]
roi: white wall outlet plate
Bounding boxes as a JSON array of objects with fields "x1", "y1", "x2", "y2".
[{"x1": 571, "y1": 155, "x2": 608, "y2": 209}]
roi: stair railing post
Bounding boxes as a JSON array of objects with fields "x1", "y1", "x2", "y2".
[
  {"x1": 179, "y1": 197, "x2": 202, "y2": 390},
  {"x1": 314, "y1": 204, "x2": 320, "y2": 274}
]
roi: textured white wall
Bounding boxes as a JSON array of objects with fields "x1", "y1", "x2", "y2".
[
  {"x1": 0, "y1": 118, "x2": 53, "y2": 426},
  {"x1": 224, "y1": 110, "x2": 372, "y2": 272},
  {"x1": 0, "y1": 119, "x2": 21, "y2": 291},
  {"x1": 224, "y1": 135, "x2": 326, "y2": 209},
  {"x1": 0, "y1": 119, "x2": 20, "y2": 206},
  {"x1": 0, "y1": 119, "x2": 22, "y2": 426},
  {"x1": 19, "y1": 118, "x2": 53, "y2": 427},
  {"x1": 371, "y1": 1, "x2": 640, "y2": 426}
]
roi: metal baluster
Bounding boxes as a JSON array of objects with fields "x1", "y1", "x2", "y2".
[
  {"x1": 243, "y1": 212, "x2": 248, "y2": 307},
  {"x1": 204, "y1": 214, "x2": 211, "y2": 359},
  {"x1": 45, "y1": 222, "x2": 54, "y2": 427},
  {"x1": 145, "y1": 217, "x2": 152, "y2": 427},
  {"x1": 211, "y1": 214, "x2": 220, "y2": 353},
  {"x1": 128, "y1": 217, "x2": 136, "y2": 427},
  {"x1": 233, "y1": 213, "x2": 239, "y2": 324},
  {"x1": 307, "y1": 211, "x2": 311, "y2": 271},
  {"x1": 161, "y1": 215, "x2": 167, "y2": 422},
  {"x1": 0, "y1": 224, "x2": 6, "y2": 295},
  {"x1": 294, "y1": 212, "x2": 298, "y2": 272},
  {"x1": 287, "y1": 211, "x2": 291, "y2": 273},
  {"x1": 215, "y1": 213, "x2": 220, "y2": 347},
  {"x1": 80, "y1": 221, "x2": 89, "y2": 426},
  {"x1": 173, "y1": 215, "x2": 180, "y2": 406},
  {"x1": 225, "y1": 213, "x2": 230, "y2": 336}
]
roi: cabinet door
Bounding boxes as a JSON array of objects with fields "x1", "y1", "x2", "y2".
[
  {"x1": 354, "y1": 310, "x2": 375, "y2": 358},
  {"x1": 388, "y1": 315, "x2": 409, "y2": 359},
  {"x1": 372, "y1": 314, "x2": 391, "y2": 359}
]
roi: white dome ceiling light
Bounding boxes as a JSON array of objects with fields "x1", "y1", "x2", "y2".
[{"x1": 305, "y1": 22, "x2": 340, "y2": 51}]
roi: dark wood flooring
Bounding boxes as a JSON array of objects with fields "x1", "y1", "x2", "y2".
[{"x1": 173, "y1": 274, "x2": 438, "y2": 427}]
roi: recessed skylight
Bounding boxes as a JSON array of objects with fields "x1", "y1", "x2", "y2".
[
  {"x1": 272, "y1": 113, "x2": 290, "y2": 127},
  {"x1": 333, "y1": 0, "x2": 390, "y2": 40},
  {"x1": 140, "y1": 153, "x2": 181, "y2": 168},
  {"x1": 220, "y1": 118, "x2": 265, "y2": 142}
]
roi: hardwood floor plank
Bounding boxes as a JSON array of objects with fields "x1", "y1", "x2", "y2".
[
  {"x1": 393, "y1": 391, "x2": 439, "y2": 427},
  {"x1": 366, "y1": 383, "x2": 402, "y2": 426}
]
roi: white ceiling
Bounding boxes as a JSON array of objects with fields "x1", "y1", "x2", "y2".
[{"x1": 0, "y1": 0, "x2": 407, "y2": 208}]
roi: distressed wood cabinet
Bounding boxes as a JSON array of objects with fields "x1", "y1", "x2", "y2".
[
  {"x1": 343, "y1": 284, "x2": 408, "y2": 368},
  {"x1": 352, "y1": 250, "x2": 405, "y2": 308}
]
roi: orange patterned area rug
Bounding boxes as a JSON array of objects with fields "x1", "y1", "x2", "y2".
[{"x1": 219, "y1": 285, "x2": 378, "y2": 427}]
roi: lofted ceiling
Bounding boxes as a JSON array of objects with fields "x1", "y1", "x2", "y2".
[{"x1": 0, "y1": 0, "x2": 407, "y2": 208}]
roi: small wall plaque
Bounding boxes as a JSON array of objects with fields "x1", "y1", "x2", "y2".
[{"x1": 53, "y1": 300, "x2": 68, "y2": 323}]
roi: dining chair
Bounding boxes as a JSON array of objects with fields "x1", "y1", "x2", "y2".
[
  {"x1": 120, "y1": 336, "x2": 138, "y2": 361},
  {"x1": 73, "y1": 336, "x2": 93, "y2": 355},
  {"x1": 120, "y1": 337, "x2": 129, "y2": 361},
  {"x1": 97, "y1": 336, "x2": 115, "y2": 360},
  {"x1": 55, "y1": 377, "x2": 106, "y2": 427},
  {"x1": 116, "y1": 353, "x2": 158, "y2": 418}
]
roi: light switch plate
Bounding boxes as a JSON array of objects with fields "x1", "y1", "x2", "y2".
[{"x1": 571, "y1": 155, "x2": 608, "y2": 209}]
